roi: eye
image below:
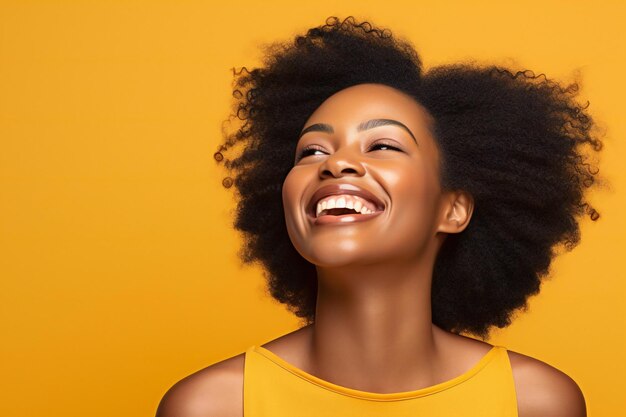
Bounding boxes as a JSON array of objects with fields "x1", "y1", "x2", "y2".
[
  {"x1": 295, "y1": 144, "x2": 326, "y2": 161},
  {"x1": 369, "y1": 140, "x2": 403, "y2": 152}
]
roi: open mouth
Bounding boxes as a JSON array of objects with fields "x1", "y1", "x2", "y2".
[
  {"x1": 315, "y1": 194, "x2": 377, "y2": 217},
  {"x1": 307, "y1": 194, "x2": 385, "y2": 224}
]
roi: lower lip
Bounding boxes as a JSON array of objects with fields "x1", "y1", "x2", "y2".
[{"x1": 308, "y1": 210, "x2": 384, "y2": 225}]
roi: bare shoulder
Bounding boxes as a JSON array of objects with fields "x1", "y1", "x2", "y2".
[
  {"x1": 155, "y1": 351, "x2": 246, "y2": 417},
  {"x1": 154, "y1": 326, "x2": 311, "y2": 417},
  {"x1": 506, "y1": 349, "x2": 587, "y2": 417}
]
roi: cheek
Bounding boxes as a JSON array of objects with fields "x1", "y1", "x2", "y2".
[
  {"x1": 388, "y1": 161, "x2": 438, "y2": 205},
  {"x1": 282, "y1": 169, "x2": 302, "y2": 211},
  {"x1": 281, "y1": 168, "x2": 308, "y2": 234},
  {"x1": 381, "y1": 161, "x2": 441, "y2": 236}
]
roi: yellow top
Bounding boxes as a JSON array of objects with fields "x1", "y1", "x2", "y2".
[{"x1": 244, "y1": 344, "x2": 518, "y2": 416}]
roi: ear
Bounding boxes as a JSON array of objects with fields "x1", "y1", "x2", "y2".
[{"x1": 436, "y1": 190, "x2": 474, "y2": 234}]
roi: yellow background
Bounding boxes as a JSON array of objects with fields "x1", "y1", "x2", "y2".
[{"x1": 1, "y1": 1, "x2": 624, "y2": 416}]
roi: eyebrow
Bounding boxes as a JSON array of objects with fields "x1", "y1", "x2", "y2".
[{"x1": 298, "y1": 118, "x2": 418, "y2": 145}]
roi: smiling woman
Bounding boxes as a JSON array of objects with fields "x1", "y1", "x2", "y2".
[
  {"x1": 283, "y1": 83, "x2": 451, "y2": 266},
  {"x1": 156, "y1": 15, "x2": 603, "y2": 417}
]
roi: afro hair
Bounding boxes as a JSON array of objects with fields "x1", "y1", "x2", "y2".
[{"x1": 214, "y1": 16, "x2": 605, "y2": 339}]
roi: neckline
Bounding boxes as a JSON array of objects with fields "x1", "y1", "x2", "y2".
[{"x1": 252, "y1": 344, "x2": 502, "y2": 401}]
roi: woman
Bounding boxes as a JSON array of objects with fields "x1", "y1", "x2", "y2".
[{"x1": 157, "y1": 16, "x2": 602, "y2": 417}]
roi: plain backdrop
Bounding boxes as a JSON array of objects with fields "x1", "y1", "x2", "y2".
[{"x1": 1, "y1": 1, "x2": 624, "y2": 416}]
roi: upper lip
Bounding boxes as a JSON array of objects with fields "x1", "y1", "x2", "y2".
[{"x1": 307, "y1": 183, "x2": 386, "y2": 217}]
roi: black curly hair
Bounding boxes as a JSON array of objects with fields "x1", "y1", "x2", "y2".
[{"x1": 214, "y1": 16, "x2": 605, "y2": 339}]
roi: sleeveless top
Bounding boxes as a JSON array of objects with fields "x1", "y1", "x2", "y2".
[{"x1": 243, "y1": 344, "x2": 519, "y2": 416}]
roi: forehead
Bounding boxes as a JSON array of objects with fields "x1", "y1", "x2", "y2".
[{"x1": 304, "y1": 83, "x2": 434, "y2": 131}]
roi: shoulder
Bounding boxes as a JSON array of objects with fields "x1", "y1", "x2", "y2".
[
  {"x1": 506, "y1": 349, "x2": 586, "y2": 417},
  {"x1": 155, "y1": 351, "x2": 246, "y2": 417},
  {"x1": 155, "y1": 326, "x2": 311, "y2": 417}
]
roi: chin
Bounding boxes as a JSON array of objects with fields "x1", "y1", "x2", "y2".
[{"x1": 298, "y1": 244, "x2": 384, "y2": 269}]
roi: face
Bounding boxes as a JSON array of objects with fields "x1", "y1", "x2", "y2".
[{"x1": 282, "y1": 83, "x2": 448, "y2": 268}]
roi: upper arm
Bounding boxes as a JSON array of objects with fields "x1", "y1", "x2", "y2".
[
  {"x1": 155, "y1": 354, "x2": 245, "y2": 417},
  {"x1": 508, "y1": 350, "x2": 587, "y2": 417}
]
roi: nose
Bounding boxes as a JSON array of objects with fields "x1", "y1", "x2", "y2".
[{"x1": 318, "y1": 147, "x2": 366, "y2": 178}]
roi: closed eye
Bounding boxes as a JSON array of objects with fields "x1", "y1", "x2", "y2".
[
  {"x1": 296, "y1": 145, "x2": 326, "y2": 161},
  {"x1": 369, "y1": 142, "x2": 402, "y2": 152},
  {"x1": 296, "y1": 142, "x2": 403, "y2": 163}
]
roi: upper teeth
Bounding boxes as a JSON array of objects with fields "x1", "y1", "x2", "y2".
[{"x1": 316, "y1": 194, "x2": 379, "y2": 217}]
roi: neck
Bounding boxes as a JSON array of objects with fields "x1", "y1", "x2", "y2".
[{"x1": 303, "y1": 251, "x2": 447, "y2": 393}]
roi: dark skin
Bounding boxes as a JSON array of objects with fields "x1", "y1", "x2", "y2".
[{"x1": 156, "y1": 83, "x2": 587, "y2": 417}]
